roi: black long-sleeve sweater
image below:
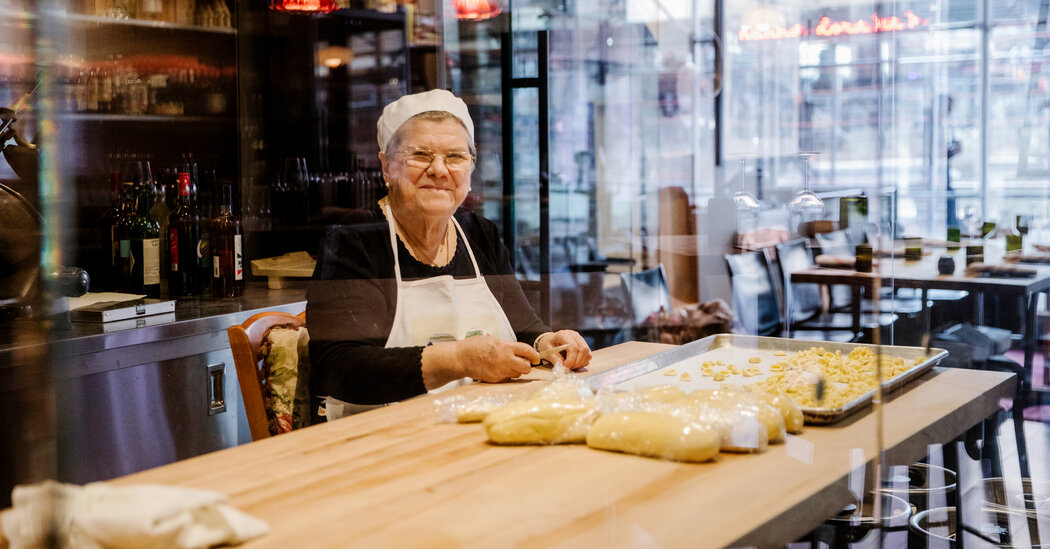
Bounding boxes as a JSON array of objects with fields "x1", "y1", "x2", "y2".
[{"x1": 307, "y1": 205, "x2": 549, "y2": 404}]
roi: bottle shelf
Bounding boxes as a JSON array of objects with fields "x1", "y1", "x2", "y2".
[
  {"x1": 2, "y1": 9, "x2": 238, "y2": 35},
  {"x1": 54, "y1": 113, "x2": 236, "y2": 123}
]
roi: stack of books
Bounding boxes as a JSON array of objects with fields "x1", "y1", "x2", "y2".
[{"x1": 69, "y1": 293, "x2": 176, "y2": 332}]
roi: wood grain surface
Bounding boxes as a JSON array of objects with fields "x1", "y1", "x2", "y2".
[{"x1": 0, "y1": 341, "x2": 1014, "y2": 549}]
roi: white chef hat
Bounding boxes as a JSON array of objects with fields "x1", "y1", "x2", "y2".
[{"x1": 376, "y1": 89, "x2": 474, "y2": 152}]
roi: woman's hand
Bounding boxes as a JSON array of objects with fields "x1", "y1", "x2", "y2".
[
  {"x1": 421, "y1": 335, "x2": 538, "y2": 388},
  {"x1": 536, "y1": 330, "x2": 592, "y2": 370}
]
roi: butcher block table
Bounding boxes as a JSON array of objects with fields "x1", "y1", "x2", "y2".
[{"x1": 2, "y1": 341, "x2": 1015, "y2": 548}]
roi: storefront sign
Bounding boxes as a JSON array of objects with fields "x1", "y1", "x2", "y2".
[
  {"x1": 269, "y1": 0, "x2": 337, "y2": 13},
  {"x1": 739, "y1": 10, "x2": 929, "y2": 41}
]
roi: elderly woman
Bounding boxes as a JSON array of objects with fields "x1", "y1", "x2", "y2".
[{"x1": 308, "y1": 89, "x2": 592, "y2": 419}]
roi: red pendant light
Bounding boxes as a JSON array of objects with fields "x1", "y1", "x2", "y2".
[
  {"x1": 454, "y1": 0, "x2": 501, "y2": 21},
  {"x1": 270, "y1": 0, "x2": 338, "y2": 14}
]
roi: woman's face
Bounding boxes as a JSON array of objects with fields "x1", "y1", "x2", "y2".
[{"x1": 380, "y1": 118, "x2": 473, "y2": 221}]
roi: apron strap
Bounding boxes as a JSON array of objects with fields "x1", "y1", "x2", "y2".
[
  {"x1": 383, "y1": 202, "x2": 404, "y2": 285},
  {"x1": 450, "y1": 216, "x2": 483, "y2": 280}
]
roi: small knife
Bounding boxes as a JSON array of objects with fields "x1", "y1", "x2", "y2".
[{"x1": 533, "y1": 343, "x2": 573, "y2": 366}]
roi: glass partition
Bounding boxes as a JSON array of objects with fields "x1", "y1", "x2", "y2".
[
  {"x1": 0, "y1": 0, "x2": 1044, "y2": 545},
  {"x1": 443, "y1": 0, "x2": 718, "y2": 342}
]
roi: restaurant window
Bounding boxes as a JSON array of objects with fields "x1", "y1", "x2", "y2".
[{"x1": 725, "y1": 0, "x2": 1050, "y2": 243}]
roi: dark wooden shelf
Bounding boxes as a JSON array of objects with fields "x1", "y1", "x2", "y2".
[
  {"x1": 47, "y1": 11, "x2": 237, "y2": 34},
  {"x1": 54, "y1": 113, "x2": 236, "y2": 123}
]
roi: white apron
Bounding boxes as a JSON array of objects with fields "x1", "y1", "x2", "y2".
[{"x1": 325, "y1": 205, "x2": 516, "y2": 420}]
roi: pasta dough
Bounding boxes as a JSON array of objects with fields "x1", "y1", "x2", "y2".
[
  {"x1": 639, "y1": 385, "x2": 687, "y2": 403},
  {"x1": 677, "y1": 401, "x2": 768, "y2": 453},
  {"x1": 754, "y1": 393, "x2": 804, "y2": 434},
  {"x1": 586, "y1": 412, "x2": 720, "y2": 463},
  {"x1": 434, "y1": 394, "x2": 513, "y2": 423},
  {"x1": 483, "y1": 400, "x2": 598, "y2": 445},
  {"x1": 454, "y1": 400, "x2": 506, "y2": 423},
  {"x1": 685, "y1": 390, "x2": 786, "y2": 444}
]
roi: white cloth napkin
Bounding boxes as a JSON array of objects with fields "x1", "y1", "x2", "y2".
[{"x1": 2, "y1": 480, "x2": 269, "y2": 549}]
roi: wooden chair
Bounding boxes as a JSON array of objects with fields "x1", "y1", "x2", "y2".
[{"x1": 228, "y1": 310, "x2": 306, "y2": 441}]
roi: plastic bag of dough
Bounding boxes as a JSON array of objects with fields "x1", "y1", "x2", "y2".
[
  {"x1": 637, "y1": 385, "x2": 687, "y2": 403},
  {"x1": 591, "y1": 388, "x2": 627, "y2": 417},
  {"x1": 601, "y1": 395, "x2": 760, "y2": 454},
  {"x1": 596, "y1": 387, "x2": 650, "y2": 411},
  {"x1": 433, "y1": 394, "x2": 516, "y2": 423},
  {"x1": 683, "y1": 389, "x2": 786, "y2": 445},
  {"x1": 592, "y1": 385, "x2": 689, "y2": 413},
  {"x1": 591, "y1": 387, "x2": 677, "y2": 417},
  {"x1": 528, "y1": 378, "x2": 593, "y2": 402},
  {"x1": 528, "y1": 363, "x2": 593, "y2": 402},
  {"x1": 753, "y1": 392, "x2": 804, "y2": 434},
  {"x1": 586, "y1": 411, "x2": 720, "y2": 463},
  {"x1": 483, "y1": 399, "x2": 599, "y2": 445},
  {"x1": 722, "y1": 383, "x2": 804, "y2": 434},
  {"x1": 673, "y1": 400, "x2": 767, "y2": 453},
  {"x1": 592, "y1": 388, "x2": 765, "y2": 453}
]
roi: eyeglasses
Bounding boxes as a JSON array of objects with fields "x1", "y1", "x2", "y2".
[{"x1": 398, "y1": 147, "x2": 475, "y2": 172}]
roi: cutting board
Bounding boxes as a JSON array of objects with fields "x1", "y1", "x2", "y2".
[{"x1": 250, "y1": 251, "x2": 316, "y2": 288}]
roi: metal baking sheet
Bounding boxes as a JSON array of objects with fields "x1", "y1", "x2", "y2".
[{"x1": 586, "y1": 334, "x2": 948, "y2": 424}]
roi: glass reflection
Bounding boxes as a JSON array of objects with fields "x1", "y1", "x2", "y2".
[
  {"x1": 733, "y1": 156, "x2": 761, "y2": 234},
  {"x1": 788, "y1": 152, "x2": 824, "y2": 233}
]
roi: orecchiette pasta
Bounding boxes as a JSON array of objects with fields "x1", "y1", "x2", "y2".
[{"x1": 749, "y1": 347, "x2": 920, "y2": 408}]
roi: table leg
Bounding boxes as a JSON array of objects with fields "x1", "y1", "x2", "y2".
[
  {"x1": 1024, "y1": 291, "x2": 1037, "y2": 382},
  {"x1": 851, "y1": 285, "x2": 862, "y2": 338},
  {"x1": 973, "y1": 292, "x2": 985, "y2": 325},
  {"x1": 922, "y1": 288, "x2": 931, "y2": 338},
  {"x1": 955, "y1": 438, "x2": 971, "y2": 549}
]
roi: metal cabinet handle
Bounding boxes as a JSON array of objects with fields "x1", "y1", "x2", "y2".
[{"x1": 207, "y1": 362, "x2": 227, "y2": 416}]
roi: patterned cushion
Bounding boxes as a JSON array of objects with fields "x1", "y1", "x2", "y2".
[{"x1": 260, "y1": 325, "x2": 311, "y2": 435}]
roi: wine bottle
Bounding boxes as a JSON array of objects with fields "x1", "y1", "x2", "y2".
[
  {"x1": 115, "y1": 180, "x2": 136, "y2": 292},
  {"x1": 211, "y1": 183, "x2": 244, "y2": 298},
  {"x1": 128, "y1": 183, "x2": 161, "y2": 298},
  {"x1": 1006, "y1": 215, "x2": 1023, "y2": 252},
  {"x1": 86, "y1": 67, "x2": 99, "y2": 112},
  {"x1": 184, "y1": 159, "x2": 211, "y2": 278},
  {"x1": 146, "y1": 161, "x2": 171, "y2": 281},
  {"x1": 102, "y1": 170, "x2": 123, "y2": 291},
  {"x1": 162, "y1": 168, "x2": 179, "y2": 211},
  {"x1": 98, "y1": 57, "x2": 113, "y2": 114},
  {"x1": 168, "y1": 173, "x2": 203, "y2": 296}
]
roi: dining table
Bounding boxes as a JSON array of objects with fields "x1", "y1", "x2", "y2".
[
  {"x1": 0, "y1": 340, "x2": 1016, "y2": 549},
  {"x1": 792, "y1": 244, "x2": 1050, "y2": 378}
]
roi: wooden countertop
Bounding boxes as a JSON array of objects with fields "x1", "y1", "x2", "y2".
[{"x1": 0, "y1": 341, "x2": 1015, "y2": 548}]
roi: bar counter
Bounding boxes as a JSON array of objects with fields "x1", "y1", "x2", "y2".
[
  {"x1": 0, "y1": 283, "x2": 307, "y2": 486},
  {"x1": 0, "y1": 283, "x2": 306, "y2": 373},
  {"x1": 5, "y1": 341, "x2": 1011, "y2": 548}
]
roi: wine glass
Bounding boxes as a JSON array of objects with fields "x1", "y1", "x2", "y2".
[
  {"x1": 1028, "y1": 203, "x2": 1050, "y2": 247},
  {"x1": 961, "y1": 206, "x2": 981, "y2": 239},
  {"x1": 788, "y1": 152, "x2": 824, "y2": 233},
  {"x1": 733, "y1": 157, "x2": 761, "y2": 234}
]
